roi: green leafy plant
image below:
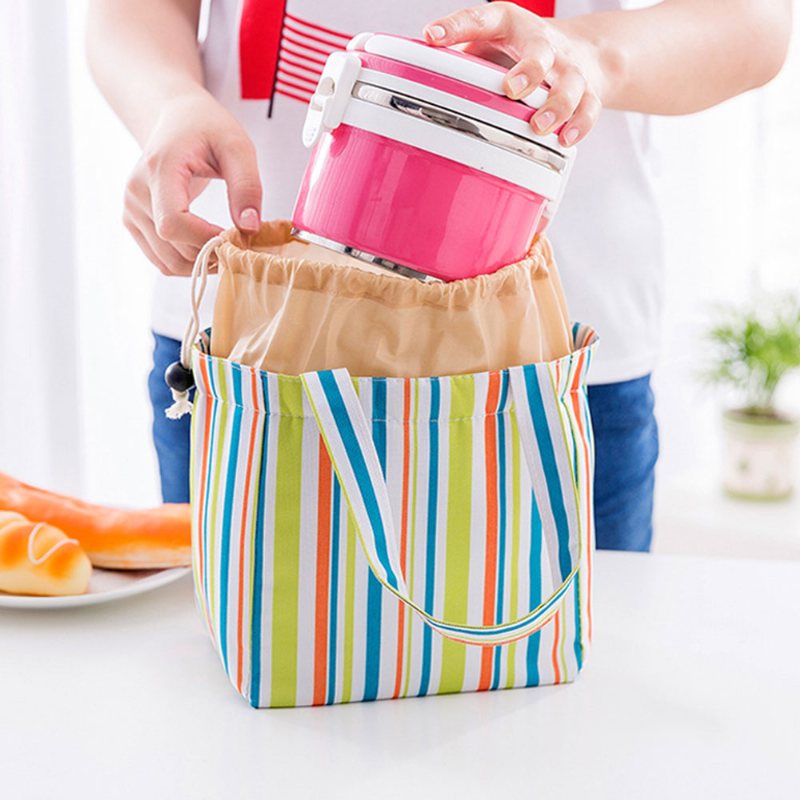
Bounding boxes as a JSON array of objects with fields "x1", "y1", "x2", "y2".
[{"x1": 705, "y1": 295, "x2": 800, "y2": 418}]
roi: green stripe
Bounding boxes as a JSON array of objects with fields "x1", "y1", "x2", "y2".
[
  {"x1": 189, "y1": 381, "x2": 200, "y2": 593},
  {"x1": 506, "y1": 411, "x2": 522, "y2": 688},
  {"x1": 341, "y1": 512, "x2": 357, "y2": 703},
  {"x1": 208, "y1": 360, "x2": 230, "y2": 630},
  {"x1": 439, "y1": 377, "x2": 475, "y2": 694},
  {"x1": 269, "y1": 377, "x2": 304, "y2": 707},
  {"x1": 402, "y1": 381, "x2": 420, "y2": 698},
  {"x1": 340, "y1": 382, "x2": 360, "y2": 704},
  {"x1": 559, "y1": 599, "x2": 569, "y2": 680}
]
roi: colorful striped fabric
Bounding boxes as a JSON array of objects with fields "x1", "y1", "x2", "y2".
[{"x1": 190, "y1": 324, "x2": 597, "y2": 708}]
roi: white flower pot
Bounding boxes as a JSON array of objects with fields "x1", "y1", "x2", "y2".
[{"x1": 722, "y1": 410, "x2": 799, "y2": 500}]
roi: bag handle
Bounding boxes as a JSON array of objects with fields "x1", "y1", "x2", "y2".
[{"x1": 301, "y1": 368, "x2": 582, "y2": 647}]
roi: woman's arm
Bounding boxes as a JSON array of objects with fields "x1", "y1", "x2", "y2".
[
  {"x1": 424, "y1": 1, "x2": 792, "y2": 146},
  {"x1": 86, "y1": 0, "x2": 205, "y2": 145},
  {"x1": 86, "y1": 0, "x2": 262, "y2": 275}
]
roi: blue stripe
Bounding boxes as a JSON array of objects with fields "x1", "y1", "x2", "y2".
[
  {"x1": 248, "y1": 373, "x2": 270, "y2": 707},
  {"x1": 326, "y1": 481, "x2": 341, "y2": 705},
  {"x1": 318, "y1": 371, "x2": 398, "y2": 590},
  {"x1": 363, "y1": 380, "x2": 386, "y2": 702},
  {"x1": 576, "y1": 376, "x2": 595, "y2": 671},
  {"x1": 526, "y1": 492, "x2": 543, "y2": 686},
  {"x1": 218, "y1": 366, "x2": 243, "y2": 674},
  {"x1": 572, "y1": 574, "x2": 583, "y2": 670},
  {"x1": 418, "y1": 378, "x2": 440, "y2": 696},
  {"x1": 491, "y1": 374, "x2": 510, "y2": 690},
  {"x1": 582, "y1": 383, "x2": 596, "y2": 464},
  {"x1": 523, "y1": 366, "x2": 572, "y2": 579}
]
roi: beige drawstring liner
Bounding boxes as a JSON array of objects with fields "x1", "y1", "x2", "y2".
[{"x1": 166, "y1": 219, "x2": 573, "y2": 417}]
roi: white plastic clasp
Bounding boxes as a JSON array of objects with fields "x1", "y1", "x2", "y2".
[
  {"x1": 538, "y1": 146, "x2": 576, "y2": 232},
  {"x1": 302, "y1": 52, "x2": 362, "y2": 148}
]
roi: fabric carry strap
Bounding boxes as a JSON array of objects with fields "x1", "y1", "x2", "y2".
[{"x1": 301, "y1": 368, "x2": 582, "y2": 647}]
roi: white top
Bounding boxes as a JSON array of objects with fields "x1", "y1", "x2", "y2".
[
  {"x1": 151, "y1": 0, "x2": 664, "y2": 384},
  {"x1": 3, "y1": 551, "x2": 797, "y2": 799}
]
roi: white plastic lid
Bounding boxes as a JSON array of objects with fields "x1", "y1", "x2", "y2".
[{"x1": 348, "y1": 32, "x2": 551, "y2": 111}]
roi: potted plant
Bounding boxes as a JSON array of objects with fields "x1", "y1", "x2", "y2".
[{"x1": 704, "y1": 296, "x2": 800, "y2": 500}]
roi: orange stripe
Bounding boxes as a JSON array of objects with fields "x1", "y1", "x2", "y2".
[
  {"x1": 312, "y1": 440, "x2": 333, "y2": 705},
  {"x1": 478, "y1": 373, "x2": 501, "y2": 691},
  {"x1": 234, "y1": 369, "x2": 260, "y2": 693},
  {"x1": 195, "y1": 355, "x2": 215, "y2": 636},
  {"x1": 393, "y1": 380, "x2": 412, "y2": 698},
  {"x1": 551, "y1": 610, "x2": 561, "y2": 682}
]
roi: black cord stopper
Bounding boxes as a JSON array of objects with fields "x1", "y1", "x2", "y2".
[{"x1": 164, "y1": 360, "x2": 195, "y2": 393}]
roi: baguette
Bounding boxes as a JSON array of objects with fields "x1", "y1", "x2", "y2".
[{"x1": 0, "y1": 473, "x2": 191, "y2": 569}]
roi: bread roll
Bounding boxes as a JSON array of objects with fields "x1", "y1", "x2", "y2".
[{"x1": 0, "y1": 511, "x2": 92, "y2": 596}]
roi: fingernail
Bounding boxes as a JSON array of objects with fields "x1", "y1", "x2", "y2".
[
  {"x1": 425, "y1": 24, "x2": 446, "y2": 41},
  {"x1": 508, "y1": 74, "x2": 529, "y2": 98},
  {"x1": 239, "y1": 208, "x2": 260, "y2": 231},
  {"x1": 563, "y1": 127, "x2": 579, "y2": 145},
  {"x1": 533, "y1": 110, "x2": 556, "y2": 133}
]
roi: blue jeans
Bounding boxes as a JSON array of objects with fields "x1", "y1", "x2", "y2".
[
  {"x1": 588, "y1": 376, "x2": 658, "y2": 552},
  {"x1": 147, "y1": 333, "x2": 196, "y2": 507},
  {"x1": 148, "y1": 333, "x2": 658, "y2": 551}
]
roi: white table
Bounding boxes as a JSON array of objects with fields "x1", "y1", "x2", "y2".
[
  {"x1": 654, "y1": 472, "x2": 800, "y2": 561},
  {"x1": 2, "y1": 552, "x2": 798, "y2": 800}
]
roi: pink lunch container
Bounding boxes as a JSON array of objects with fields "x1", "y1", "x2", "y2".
[{"x1": 291, "y1": 32, "x2": 576, "y2": 282}]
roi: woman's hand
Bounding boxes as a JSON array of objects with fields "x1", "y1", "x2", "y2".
[
  {"x1": 423, "y1": 3, "x2": 616, "y2": 147},
  {"x1": 123, "y1": 89, "x2": 262, "y2": 276}
]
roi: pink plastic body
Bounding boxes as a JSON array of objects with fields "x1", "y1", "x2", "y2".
[{"x1": 292, "y1": 125, "x2": 547, "y2": 281}]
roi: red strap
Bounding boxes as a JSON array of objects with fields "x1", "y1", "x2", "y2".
[
  {"x1": 503, "y1": 0, "x2": 556, "y2": 17},
  {"x1": 239, "y1": 0, "x2": 286, "y2": 100}
]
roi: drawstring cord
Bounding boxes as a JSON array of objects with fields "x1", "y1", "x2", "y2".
[{"x1": 164, "y1": 235, "x2": 224, "y2": 420}]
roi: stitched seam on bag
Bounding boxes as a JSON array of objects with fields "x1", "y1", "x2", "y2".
[
  {"x1": 215, "y1": 361, "x2": 516, "y2": 383},
  {"x1": 195, "y1": 405, "x2": 517, "y2": 422}
]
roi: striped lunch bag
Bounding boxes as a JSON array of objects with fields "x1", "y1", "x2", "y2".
[{"x1": 188, "y1": 324, "x2": 597, "y2": 708}]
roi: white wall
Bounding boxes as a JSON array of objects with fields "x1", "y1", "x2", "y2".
[
  {"x1": 0, "y1": 2, "x2": 84, "y2": 496},
  {"x1": 652, "y1": 19, "x2": 800, "y2": 491},
  {"x1": 66, "y1": 2, "x2": 160, "y2": 506}
]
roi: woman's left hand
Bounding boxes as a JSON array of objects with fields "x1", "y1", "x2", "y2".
[{"x1": 423, "y1": 3, "x2": 614, "y2": 147}]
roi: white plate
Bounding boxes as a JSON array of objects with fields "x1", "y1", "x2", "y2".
[{"x1": 0, "y1": 566, "x2": 191, "y2": 609}]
